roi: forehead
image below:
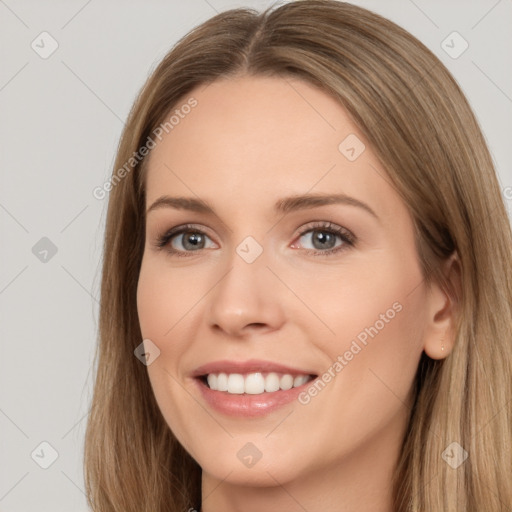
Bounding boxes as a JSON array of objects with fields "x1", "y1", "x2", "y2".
[{"x1": 144, "y1": 75, "x2": 404, "y2": 222}]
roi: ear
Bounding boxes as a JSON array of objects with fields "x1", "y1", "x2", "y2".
[{"x1": 423, "y1": 252, "x2": 461, "y2": 360}]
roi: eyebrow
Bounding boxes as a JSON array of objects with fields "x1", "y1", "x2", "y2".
[{"x1": 146, "y1": 192, "x2": 378, "y2": 220}]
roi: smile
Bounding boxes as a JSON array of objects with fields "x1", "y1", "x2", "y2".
[{"x1": 203, "y1": 372, "x2": 315, "y2": 394}]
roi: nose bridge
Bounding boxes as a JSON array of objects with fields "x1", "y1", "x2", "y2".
[
  {"x1": 217, "y1": 233, "x2": 271, "y2": 309},
  {"x1": 207, "y1": 232, "x2": 285, "y2": 335}
]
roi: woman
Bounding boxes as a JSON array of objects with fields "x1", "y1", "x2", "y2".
[{"x1": 84, "y1": 1, "x2": 512, "y2": 511}]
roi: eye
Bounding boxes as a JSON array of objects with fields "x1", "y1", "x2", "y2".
[
  {"x1": 291, "y1": 221, "x2": 355, "y2": 256},
  {"x1": 153, "y1": 221, "x2": 356, "y2": 257},
  {"x1": 154, "y1": 224, "x2": 216, "y2": 257}
]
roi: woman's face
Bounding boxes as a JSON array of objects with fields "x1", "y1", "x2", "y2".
[{"x1": 136, "y1": 75, "x2": 433, "y2": 488}]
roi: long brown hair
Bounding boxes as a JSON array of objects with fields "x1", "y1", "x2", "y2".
[{"x1": 84, "y1": 1, "x2": 512, "y2": 510}]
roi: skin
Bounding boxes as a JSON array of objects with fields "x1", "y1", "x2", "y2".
[{"x1": 136, "y1": 74, "x2": 458, "y2": 512}]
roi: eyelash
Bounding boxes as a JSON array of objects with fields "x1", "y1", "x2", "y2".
[{"x1": 154, "y1": 221, "x2": 356, "y2": 258}]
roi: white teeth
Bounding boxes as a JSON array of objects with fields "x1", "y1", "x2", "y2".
[
  {"x1": 294, "y1": 375, "x2": 309, "y2": 387},
  {"x1": 245, "y1": 373, "x2": 265, "y2": 394},
  {"x1": 207, "y1": 374, "x2": 217, "y2": 390},
  {"x1": 265, "y1": 372, "x2": 280, "y2": 392},
  {"x1": 204, "y1": 372, "x2": 313, "y2": 394},
  {"x1": 227, "y1": 373, "x2": 245, "y2": 394},
  {"x1": 217, "y1": 373, "x2": 228, "y2": 391},
  {"x1": 280, "y1": 374, "x2": 294, "y2": 390}
]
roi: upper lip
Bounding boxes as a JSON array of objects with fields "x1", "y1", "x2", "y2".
[{"x1": 191, "y1": 359, "x2": 317, "y2": 378}]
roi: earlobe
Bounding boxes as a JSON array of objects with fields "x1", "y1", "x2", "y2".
[
  {"x1": 424, "y1": 325, "x2": 452, "y2": 360},
  {"x1": 423, "y1": 252, "x2": 461, "y2": 360}
]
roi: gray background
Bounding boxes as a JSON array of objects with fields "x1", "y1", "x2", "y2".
[{"x1": 0, "y1": 0, "x2": 511, "y2": 510}]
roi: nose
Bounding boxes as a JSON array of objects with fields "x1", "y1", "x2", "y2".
[{"x1": 206, "y1": 242, "x2": 286, "y2": 338}]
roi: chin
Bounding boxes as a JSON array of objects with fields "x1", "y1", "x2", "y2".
[{"x1": 200, "y1": 459, "x2": 299, "y2": 487}]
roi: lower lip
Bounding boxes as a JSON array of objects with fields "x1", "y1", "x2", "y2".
[{"x1": 194, "y1": 377, "x2": 315, "y2": 418}]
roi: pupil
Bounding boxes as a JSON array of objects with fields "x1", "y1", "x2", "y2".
[
  {"x1": 184, "y1": 232, "x2": 203, "y2": 250},
  {"x1": 314, "y1": 231, "x2": 334, "y2": 249}
]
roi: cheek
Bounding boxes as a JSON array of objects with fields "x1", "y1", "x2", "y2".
[
  {"x1": 289, "y1": 272, "x2": 427, "y2": 465},
  {"x1": 136, "y1": 258, "x2": 197, "y2": 344},
  {"x1": 297, "y1": 245, "x2": 427, "y2": 401},
  {"x1": 136, "y1": 260, "x2": 191, "y2": 400},
  {"x1": 290, "y1": 248, "x2": 425, "y2": 350},
  {"x1": 136, "y1": 260, "x2": 202, "y2": 452}
]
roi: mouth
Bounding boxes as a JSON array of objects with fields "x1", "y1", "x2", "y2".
[
  {"x1": 197, "y1": 371, "x2": 317, "y2": 395},
  {"x1": 190, "y1": 360, "x2": 319, "y2": 417}
]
